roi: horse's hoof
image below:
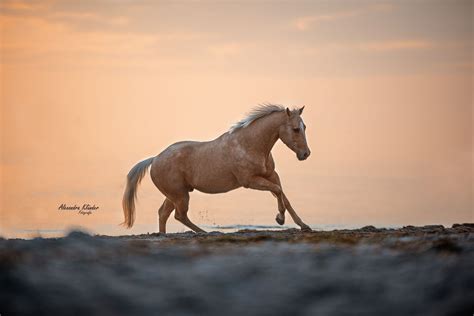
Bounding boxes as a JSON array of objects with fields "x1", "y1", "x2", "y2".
[
  {"x1": 300, "y1": 225, "x2": 312, "y2": 232},
  {"x1": 275, "y1": 214, "x2": 285, "y2": 225}
]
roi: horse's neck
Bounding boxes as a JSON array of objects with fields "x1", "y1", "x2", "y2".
[{"x1": 237, "y1": 112, "x2": 284, "y2": 157}]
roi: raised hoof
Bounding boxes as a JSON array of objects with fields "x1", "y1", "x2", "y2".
[
  {"x1": 275, "y1": 214, "x2": 285, "y2": 225},
  {"x1": 300, "y1": 225, "x2": 312, "y2": 232}
]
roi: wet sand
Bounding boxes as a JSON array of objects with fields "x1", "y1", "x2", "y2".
[{"x1": 1, "y1": 224, "x2": 473, "y2": 315}]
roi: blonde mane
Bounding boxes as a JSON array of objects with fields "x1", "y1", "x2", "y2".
[{"x1": 229, "y1": 103, "x2": 285, "y2": 133}]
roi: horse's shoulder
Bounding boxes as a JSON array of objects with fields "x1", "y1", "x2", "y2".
[{"x1": 266, "y1": 153, "x2": 276, "y2": 170}]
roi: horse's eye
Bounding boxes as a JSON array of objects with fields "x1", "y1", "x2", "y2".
[{"x1": 293, "y1": 128, "x2": 300, "y2": 133}]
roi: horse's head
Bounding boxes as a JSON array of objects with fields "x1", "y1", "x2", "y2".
[{"x1": 279, "y1": 106, "x2": 311, "y2": 161}]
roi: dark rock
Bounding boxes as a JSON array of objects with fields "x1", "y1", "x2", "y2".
[
  {"x1": 452, "y1": 223, "x2": 474, "y2": 233},
  {"x1": 422, "y1": 225, "x2": 445, "y2": 231},
  {"x1": 359, "y1": 225, "x2": 379, "y2": 232},
  {"x1": 66, "y1": 230, "x2": 92, "y2": 239},
  {"x1": 452, "y1": 223, "x2": 474, "y2": 228}
]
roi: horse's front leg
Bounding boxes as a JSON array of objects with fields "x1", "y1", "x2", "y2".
[
  {"x1": 267, "y1": 172, "x2": 311, "y2": 231},
  {"x1": 281, "y1": 193, "x2": 311, "y2": 232},
  {"x1": 244, "y1": 175, "x2": 311, "y2": 232},
  {"x1": 243, "y1": 176, "x2": 283, "y2": 196},
  {"x1": 267, "y1": 172, "x2": 286, "y2": 225}
]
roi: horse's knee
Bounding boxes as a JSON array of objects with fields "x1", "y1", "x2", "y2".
[{"x1": 274, "y1": 186, "x2": 282, "y2": 196}]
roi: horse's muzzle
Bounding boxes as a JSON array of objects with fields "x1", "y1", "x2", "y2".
[{"x1": 297, "y1": 150, "x2": 311, "y2": 161}]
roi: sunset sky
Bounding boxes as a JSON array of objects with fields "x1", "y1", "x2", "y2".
[{"x1": 1, "y1": 0, "x2": 472, "y2": 237}]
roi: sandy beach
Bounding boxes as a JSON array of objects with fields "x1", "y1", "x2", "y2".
[{"x1": 1, "y1": 224, "x2": 473, "y2": 316}]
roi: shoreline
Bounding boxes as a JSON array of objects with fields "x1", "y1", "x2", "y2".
[{"x1": 3, "y1": 223, "x2": 472, "y2": 241}]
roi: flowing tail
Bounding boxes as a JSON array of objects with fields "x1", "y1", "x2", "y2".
[{"x1": 122, "y1": 157, "x2": 154, "y2": 228}]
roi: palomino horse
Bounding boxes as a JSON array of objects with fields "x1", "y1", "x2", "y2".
[{"x1": 122, "y1": 104, "x2": 311, "y2": 233}]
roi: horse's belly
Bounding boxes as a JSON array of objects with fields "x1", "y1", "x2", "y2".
[
  {"x1": 195, "y1": 184, "x2": 240, "y2": 194},
  {"x1": 191, "y1": 172, "x2": 240, "y2": 194}
]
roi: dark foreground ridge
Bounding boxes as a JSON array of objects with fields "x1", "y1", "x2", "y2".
[{"x1": 1, "y1": 224, "x2": 473, "y2": 315}]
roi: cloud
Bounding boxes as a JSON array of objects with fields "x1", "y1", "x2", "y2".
[
  {"x1": 295, "y1": 10, "x2": 361, "y2": 31},
  {"x1": 0, "y1": 0, "x2": 130, "y2": 31},
  {"x1": 0, "y1": 12, "x2": 212, "y2": 72},
  {"x1": 0, "y1": 1, "x2": 211, "y2": 69},
  {"x1": 288, "y1": 37, "x2": 433, "y2": 56},
  {"x1": 294, "y1": 3, "x2": 393, "y2": 31},
  {"x1": 0, "y1": 0, "x2": 48, "y2": 11},
  {"x1": 0, "y1": 14, "x2": 158, "y2": 67},
  {"x1": 50, "y1": 11, "x2": 130, "y2": 26},
  {"x1": 359, "y1": 40, "x2": 434, "y2": 52}
]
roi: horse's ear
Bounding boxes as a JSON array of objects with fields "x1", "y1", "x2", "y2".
[
  {"x1": 299, "y1": 106, "x2": 305, "y2": 115},
  {"x1": 286, "y1": 107, "x2": 291, "y2": 117}
]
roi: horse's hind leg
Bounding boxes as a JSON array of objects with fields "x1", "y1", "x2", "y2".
[
  {"x1": 173, "y1": 192, "x2": 206, "y2": 233},
  {"x1": 158, "y1": 198, "x2": 174, "y2": 233}
]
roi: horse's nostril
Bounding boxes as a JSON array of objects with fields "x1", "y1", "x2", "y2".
[{"x1": 303, "y1": 152, "x2": 309, "y2": 158}]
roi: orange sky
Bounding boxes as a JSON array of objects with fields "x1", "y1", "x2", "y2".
[{"x1": 1, "y1": 0, "x2": 472, "y2": 237}]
